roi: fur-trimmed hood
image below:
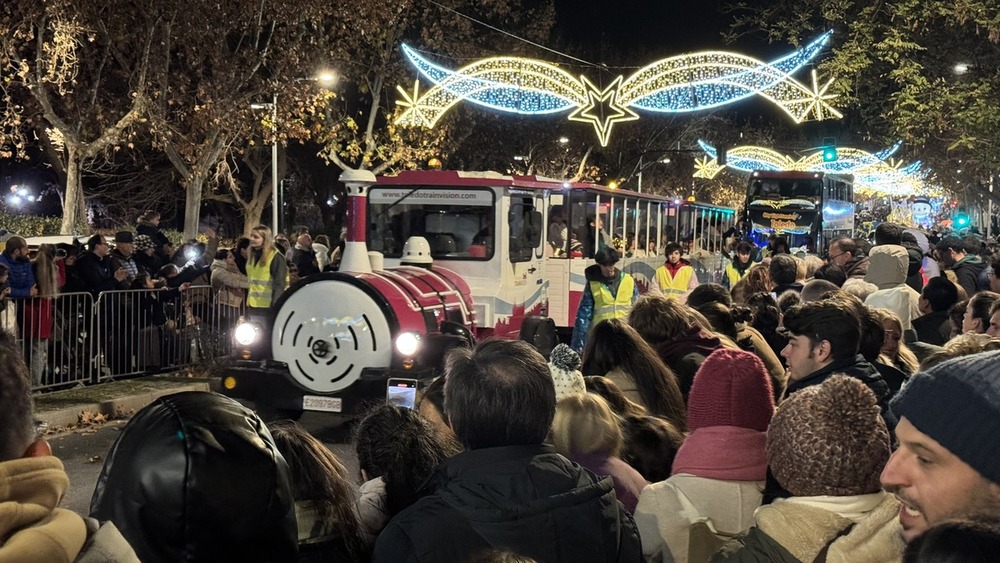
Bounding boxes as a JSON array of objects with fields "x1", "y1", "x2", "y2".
[{"x1": 754, "y1": 492, "x2": 903, "y2": 563}]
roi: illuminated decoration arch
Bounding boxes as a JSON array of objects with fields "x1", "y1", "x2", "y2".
[
  {"x1": 694, "y1": 141, "x2": 939, "y2": 197},
  {"x1": 395, "y1": 32, "x2": 841, "y2": 147}
]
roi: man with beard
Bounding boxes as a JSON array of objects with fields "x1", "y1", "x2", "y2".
[
  {"x1": 0, "y1": 236, "x2": 37, "y2": 300},
  {"x1": 881, "y1": 350, "x2": 1000, "y2": 545},
  {"x1": 570, "y1": 246, "x2": 638, "y2": 351},
  {"x1": 934, "y1": 236, "x2": 988, "y2": 297}
]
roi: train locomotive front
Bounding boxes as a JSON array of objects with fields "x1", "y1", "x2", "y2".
[{"x1": 219, "y1": 258, "x2": 476, "y2": 419}]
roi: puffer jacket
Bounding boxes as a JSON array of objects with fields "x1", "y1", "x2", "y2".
[
  {"x1": 373, "y1": 444, "x2": 643, "y2": 563},
  {"x1": 210, "y1": 259, "x2": 249, "y2": 308}
]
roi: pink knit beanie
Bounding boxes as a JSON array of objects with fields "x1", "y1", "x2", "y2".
[{"x1": 687, "y1": 348, "x2": 775, "y2": 431}]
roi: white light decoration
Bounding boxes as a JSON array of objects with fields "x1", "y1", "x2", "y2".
[
  {"x1": 395, "y1": 32, "x2": 841, "y2": 146},
  {"x1": 694, "y1": 141, "x2": 940, "y2": 197}
]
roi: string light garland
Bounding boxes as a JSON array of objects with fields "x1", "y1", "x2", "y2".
[
  {"x1": 694, "y1": 141, "x2": 938, "y2": 196},
  {"x1": 395, "y1": 32, "x2": 840, "y2": 146}
]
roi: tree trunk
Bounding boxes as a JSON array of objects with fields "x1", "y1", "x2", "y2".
[
  {"x1": 182, "y1": 168, "x2": 208, "y2": 239},
  {"x1": 60, "y1": 146, "x2": 84, "y2": 235}
]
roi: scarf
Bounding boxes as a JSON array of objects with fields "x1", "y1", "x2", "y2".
[{"x1": 671, "y1": 426, "x2": 768, "y2": 481}]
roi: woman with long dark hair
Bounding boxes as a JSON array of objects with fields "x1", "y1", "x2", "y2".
[
  {"x1": 268, "y1": 420, "x2": 368, "y2": 562},
  {"x1": 581, "y1": 318, "x2": 687, "y2": 431}
]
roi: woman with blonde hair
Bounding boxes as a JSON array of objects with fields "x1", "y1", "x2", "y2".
[
  {"x1": 246, "y1": 224, "x2": 289, "y2": 318},
  {"x1": 551, "y1": 393, "x2": 648, "y2": 512},
  {"x1": 869, "y1": 307, "x2": 919, "y2": 376}
]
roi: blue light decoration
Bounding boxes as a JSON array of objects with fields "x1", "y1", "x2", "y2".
[
  {"x1": 395, "y1": 32, "x2": 841, "y2": 146},
  {"x1": 694, "y1": 141, "x2": 937, "y2": 196}
]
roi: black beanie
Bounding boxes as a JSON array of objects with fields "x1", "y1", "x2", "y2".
[{"x1": 890, "y1": 350, "x2": 1000, "y2": 485}]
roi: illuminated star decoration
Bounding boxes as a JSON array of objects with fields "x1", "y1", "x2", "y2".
[
  {"x1": 395, "y1": 32, "x2": 841, "y2": 147},
  {"x1": 567, "y1": 76, "x2": 639, "y2": 146},
  {"x1": 694, "y1": 141, "x2": 937, "y2": 197}
]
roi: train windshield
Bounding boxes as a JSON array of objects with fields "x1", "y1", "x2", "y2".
[{"x1": 367, "y1": 186, "x2": 496, "y2": 260}]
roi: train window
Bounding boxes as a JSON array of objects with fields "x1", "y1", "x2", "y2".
[
  {"x1": 509, "y1": 197, "x2": 541, "y2": 263},
  {"x1": 367, "y1": 186, "x2": 495, "y2": 260}
]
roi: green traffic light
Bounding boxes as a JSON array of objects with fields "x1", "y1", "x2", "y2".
[
  {"x1": 822, "y1": 147, "x2": 838, "y2": 162},
  {"x1": 955, "y1": 214, "x2": 970, "y2": 227}
]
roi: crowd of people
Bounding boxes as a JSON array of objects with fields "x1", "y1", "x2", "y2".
[
  {"x1": 4, "y1": 219, "x2": 1000, "y2": 561},
  {"x1": 0, "y1": 213, "x2": 348, "y2": 387}
]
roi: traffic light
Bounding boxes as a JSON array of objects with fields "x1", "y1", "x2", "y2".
[
  {"x1": 954, "y1": 213, "x2": 970, "y2": 228},
  {"x1": 822, "y1": 137, "x2": 838, "y2": 162}
]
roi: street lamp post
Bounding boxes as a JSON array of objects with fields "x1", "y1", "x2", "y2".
[
  {"x1": 252, "y1": 72, "x2": 336, "y2": 236},
  {"x1": 269, "y1": 92, "x2": 279, "y2": 235}
]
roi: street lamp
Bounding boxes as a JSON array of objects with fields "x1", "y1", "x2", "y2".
[{"x1": 251, "y1": 71, "x2": 337, "y2": 234}]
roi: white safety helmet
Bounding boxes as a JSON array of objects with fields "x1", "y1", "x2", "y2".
[{"x1": 401, "y1": 236, "x2": 433, "y2": 265}]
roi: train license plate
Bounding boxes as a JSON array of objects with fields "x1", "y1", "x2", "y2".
[{"x1": 302, "y1": 395, "x2": 342, "y2": 412}]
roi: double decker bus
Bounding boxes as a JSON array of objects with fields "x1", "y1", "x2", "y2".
[
  {"x1": 744, "y1": 170, "x2": 855, "y2": 252},
  {"x1": 369, "y1": 170, "x2": 736, "y2": 338}
]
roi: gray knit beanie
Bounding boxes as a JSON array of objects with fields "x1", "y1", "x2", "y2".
[{"x1": 890, "y1": 350, "x2": 1000, "y2": 485}]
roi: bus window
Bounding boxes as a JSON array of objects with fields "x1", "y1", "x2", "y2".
[{"x1": 509, "y1": 196, "x2": 541, "y2": 263}]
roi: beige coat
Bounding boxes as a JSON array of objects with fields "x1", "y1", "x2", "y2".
[
  {"x1": 635, "y1": 474, "x2": 764, "y2": 563},
  {"x1": 211, "y1": 259, "x2": 249, "y2": 308}
]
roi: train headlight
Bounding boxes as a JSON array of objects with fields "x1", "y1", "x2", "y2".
[
  {"x1": 234, "y1": 322, "x2": 261, "y2": 346},
  {"x1": 395, "y1": 332, "x2": 421, "y2": 357}
]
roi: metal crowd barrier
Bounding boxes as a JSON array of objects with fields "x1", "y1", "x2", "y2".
[{"x1": 8, "y1": 285, "x2": 246, "y2": 392}]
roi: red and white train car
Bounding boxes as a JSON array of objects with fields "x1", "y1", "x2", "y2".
[{"x1": 219, "y1": 169, "x2": 735, "y2": 418}]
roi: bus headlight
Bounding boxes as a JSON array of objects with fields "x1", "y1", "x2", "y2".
[
  {"x1": 234, "y1": 322, "x2": 261, "y2": 346},
  {"x1": 395, "y1": 332, "x2": 421, "y2": 357}
]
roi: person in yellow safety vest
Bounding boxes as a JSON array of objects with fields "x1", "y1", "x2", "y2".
[
  {"x1": 650, "y1": 242, "x2": 699, "y2": 303},
  {"x1": 571, "y1": 247, "x2": 638, "y2": 351},
  {"x1": 723, "y1": 241, "x2": 758, "y2": 290},
  {"x1": 245, "y1": 224, "x2": 289, "y2": 319}
]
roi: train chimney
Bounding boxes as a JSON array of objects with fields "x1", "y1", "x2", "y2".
[{"x1": 338, "y1": 169, "x2": 376, "y2": 274}]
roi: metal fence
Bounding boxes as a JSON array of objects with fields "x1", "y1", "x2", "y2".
[{"x1": 4, "y1": 285, "x2": 245, "y2": 392}]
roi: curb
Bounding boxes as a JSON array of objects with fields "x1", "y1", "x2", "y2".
[{"x1": 35, "y1": 382, "x2": 213, "y2": 428}]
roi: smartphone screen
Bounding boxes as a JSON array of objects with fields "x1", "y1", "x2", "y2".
[{"x1": 386, "y1": 378, "x2": 418, "y2": 409}]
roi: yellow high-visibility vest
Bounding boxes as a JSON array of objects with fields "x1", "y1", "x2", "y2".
[
  {"x1": 724, "y1": 262, "x2": 754, "y2": 288},
  {"x1": 655, "y1": 264, "x2": 694, "y2": 296},
  {"x1": 591, "y1": 274, "x2": 635, "y2": 325},
  {"x1": 247, "y1": 251, "x2": 277, "y2": 308}
]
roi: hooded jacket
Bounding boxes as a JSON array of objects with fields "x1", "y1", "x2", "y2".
[
  {"x1": 864, "y1": 245, "x2": 921, "y2": 330},
  {"x1": 951, "y1": 253, "x2": 988, "y2": 297},
  {"x1": 373, "y1": 445, "x2": 643, "y2": 563},
  {"x1": 0, "y1": 456, "x2": 138, "y2": 562},
  {"x1": 712, "y1": 492, "x2": 903, "y2": 563}
]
